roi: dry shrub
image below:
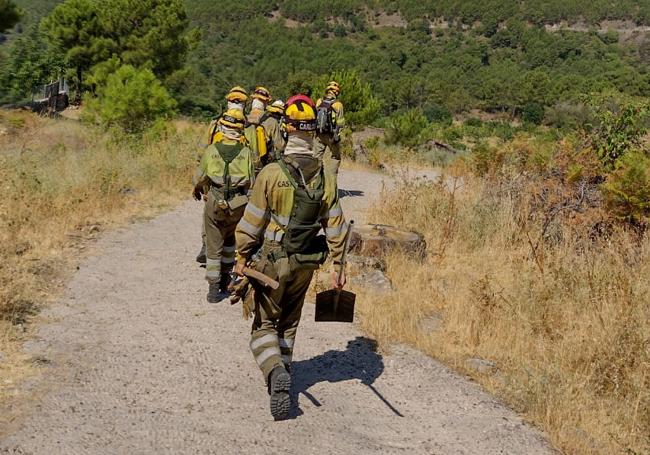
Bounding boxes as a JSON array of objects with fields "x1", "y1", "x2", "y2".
[
  {"x1": 359, "y1": 168, "x2": 650, "y2": 454},
  {"x1": 0, "y1": 111, "x2": 198, "y2": 401}
]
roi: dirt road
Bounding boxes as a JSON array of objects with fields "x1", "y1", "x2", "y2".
[{"x1": 1, "y1": 168, "x2": 554, "y2": 454}]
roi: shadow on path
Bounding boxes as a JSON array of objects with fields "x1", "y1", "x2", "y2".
[
  {"x1": 338, "y1": 189, "x2": 365, "y2": 199},
  {"x1": 290, "y1": 336, "x2": 404, "y2": 418}
]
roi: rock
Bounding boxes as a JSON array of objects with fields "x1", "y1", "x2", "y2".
[
  {"x1": 119, "y1": 186, "x2": 137, "y2": 195},
  {"x1": 350, "y1": 224, "x2": 426, "y2": 260},
  {"x1": 350, "y1": 269, "x2": 392, "y2": 294},
  {"x1": 347, "y1": 254, "x2": 385, "y2": 273},
  {"x1": 465, "y1": 358, "x2": 497, "y2": 375},
  {"x1": 0, "y1": 351, "x2": 5, "y2": 362},
  {"x1": 418, "y1": 312, "x2": 443, "y2": 333}
]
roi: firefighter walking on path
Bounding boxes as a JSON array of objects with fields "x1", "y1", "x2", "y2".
[
  {"x1": 259, "y1": 99, "x2": 287, "y2": 162},
  {"x1": 315, "y1": 81, "x2": 345, "y2": 174},
  {"x1": 234, "y1": 94, "x2": 348, "y2": 420},
  {"x1": 197, "y1": 86, "x2": 250, "y2": 264},
  {"x1": 194, "y1": 108, "x2": 256, "y2": 303}
]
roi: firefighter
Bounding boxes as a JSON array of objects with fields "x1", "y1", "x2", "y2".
[
  {"x1": 314, "y1": 81, "x2": 345, "y2": 174},
  {"x1": 258, "y1": 99, "x2": 287, "y2": 163},
  {"x1": 194, "y1": 108, "x2": 256, "y2": 303},
  {"x1": 234, "y1": 94, "x2": 348, "y2": 420},
  {"x1": 197, "y1": 86, "x2": 250, "y2": 265}
]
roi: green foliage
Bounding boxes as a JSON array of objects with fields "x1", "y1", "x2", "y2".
[
  {"x1": 315, "y1": 70, "x2": 381, "y2": 126},
  {"x1": 0, "y1": 24, "x2": 63, "y2": 102},
  {"x1": 0, "y1": 0, "x2": 22, "y2": 32},
  {"x1": 602, "y1": 152, "x2": 650, "y2": 223},
  {"x1": 544, "y1": 102, "x2": 591, "y2": 129},
  {"x1": 95, "y1": 0, "x2": 194, "y2": 77},
  {"x1": 85, "y1": 64, "x2": 176, "y2": 133},
  {"x1": 522, "y1": 102, "x2": 545, "y2": 125},
  {"x1": 40, "y1": 0, "x2": 103, "y2": 89},
  {"x1": 590, "y1": 99, "x2": 649, "y2": 169},
  {"x1": 34, "y1": 0, "x2": 192, "y2": 97},
  {"x1": 5, "y1": 0, "x2": 650, "y2": 121},
  {"x1": 385, "y1": 109, "x2": 429, "y2": 147},
  {"x1": 423, "y1": 104, "x2": 452, "y2": 125}
]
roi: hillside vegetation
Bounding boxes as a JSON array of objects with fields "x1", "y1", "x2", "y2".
[{"x1": 2, "y1": 0, "x2": 650, "y2": 124}]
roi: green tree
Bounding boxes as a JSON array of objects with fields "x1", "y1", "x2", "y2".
[
  {"x1": 385, "y1": 109, "x2": 429, "y2": 147},
  {"x1": 0, "y1": 25, "x2": 63, "y2": 103},
  {"x1": 590, "y1": 100, "x2": 649, "y2": 169},
  {"x1": 602, "y1": 152, "x2": 650, "y2": 223},
  {"x1": 85, "y1": 64, "x2": 177, "y2": 133},
  {"x1": 97, "y1": 0, "x2": 195, "y2": 78},
  {"x1": 522, "y1": 102, "x2": 545, "y2": 124},
  {"x1": 0, "y1": 0, "x2": 21, "y2": 32},
  {"x1": 40, "y1": 0, "x2": 106, "y2": 96},
  {"x1": 40, "y1": 0, "x2": 194, "y2": 97},
  {"x1": 314, "y1": 70, "x2": 381, "y2": 126}
]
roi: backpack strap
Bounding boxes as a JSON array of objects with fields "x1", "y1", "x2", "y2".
[{"x1": 215, "y1": 142, "x2": 244, "y2": 199}]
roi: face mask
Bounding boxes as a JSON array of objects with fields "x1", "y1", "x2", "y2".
[
  {"x1": 227, "y1": 102, "x2": 245, "y2": 112},
  {"x1": 251, "y1": 99, "x2": 265, "y2": 111},
  {"x1": 220, "y1": 124, "x2": 242, "y2": 141}
]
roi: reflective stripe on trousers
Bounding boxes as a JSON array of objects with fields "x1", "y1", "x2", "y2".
[{"x1": 249, "y1": 333, "x2": 282, "y2": 378}]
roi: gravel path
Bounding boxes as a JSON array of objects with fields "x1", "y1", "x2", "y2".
[{"x1": 0, "y1": 168, "x2": 555, "y2": 454}]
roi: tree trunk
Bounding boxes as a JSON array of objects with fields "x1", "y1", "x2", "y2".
[{"x1": 75, "y1": 67, "x2": 83, "y2": 104}]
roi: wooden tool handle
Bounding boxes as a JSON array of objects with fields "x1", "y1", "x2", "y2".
[
  {"x1": 338, "y1": 220, "x2": 354, "y2": 283},
  {"x1": 242, "y1": 267, "x2": 280, "y2": 290}
]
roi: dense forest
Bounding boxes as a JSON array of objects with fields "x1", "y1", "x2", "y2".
[{"x1": 2, "y1": 0, "x2": 650, "y2": 124}]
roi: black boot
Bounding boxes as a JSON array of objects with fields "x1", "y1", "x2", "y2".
[
  {"x1": 206, "y1": 281, "x2": 222, "y2": 303},
  {"x1": 196, "y1": 242, "x2": 207, "y2": 264},
  {"x1": 268, "y1": 365, "x2": 291, "y2": 421},
  {"x1": 219, "y1": 272, "x2": 232, "y2": 293}
]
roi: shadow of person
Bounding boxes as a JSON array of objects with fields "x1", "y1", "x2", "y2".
[
  {"x1": 338, "y1": 189, "x2": 365, "y2": 199},
  {"x1": 290, "y1": 336, "x2": 404, "y2": 418}
]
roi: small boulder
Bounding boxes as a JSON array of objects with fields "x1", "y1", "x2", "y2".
[
  {"x1": 350, "y1": 269, "x2": 392, "y2": 294},
  {"x1": 465, "y1": 358, "x2": 497, "y2": 375}
]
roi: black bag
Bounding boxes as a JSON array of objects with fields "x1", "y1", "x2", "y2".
[{"x1": 316, "y1": 99, "x2": 335, "y2": 134}]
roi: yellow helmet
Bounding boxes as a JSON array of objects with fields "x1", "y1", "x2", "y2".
[
  {"x1": 266, "y1": 99, "x2": 285, "y2": 115},
  {"x1": 218, "y1": 108, "x2": 246, "y2": 130},
  {"x1": 326, "y1": 81, "x2": 340, "y2": 96},
  {"x1": 252, "y1": 86, "x2": 271, "y2": 103},
  {"x1": 285, "y1": 95, "x2": 316, "y2": 132},
  {"x1": 225, "y1": 86, "x2": 248, "y2": 103}
]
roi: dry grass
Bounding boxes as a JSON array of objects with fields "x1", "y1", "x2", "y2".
[
  {"x1": 0, "y1": 110, "x2": 198, "y2": 403},
  {"x1": 358, "y1": 167, "x2": 650, "y2": 454}
]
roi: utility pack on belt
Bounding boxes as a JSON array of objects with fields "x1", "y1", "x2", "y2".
[
  {"x1": 316, "y1": 99, "x2": 337, "y2": 134},
  {"x1": 271, "y1": 160, "x2": 329, "y2": 270}
]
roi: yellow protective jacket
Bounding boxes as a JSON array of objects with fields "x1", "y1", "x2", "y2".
[
  {"x1": 194, "y1": 138, "x2": 256, "y2": 196},
  {"x1": 235, "y1": 160, "x2": 347, "y2": 265},
  {"x1": 260, "y1": 114, "x2": 286, "y2": 155}
]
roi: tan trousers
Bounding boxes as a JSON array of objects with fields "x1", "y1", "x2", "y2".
[
  {"x1": 204, "y1": 190, "x2": 245, "y2": 283},
  {"x1": 249, "y1": 243, "x2": 315, "y2": 379},
  {"x1": 314, "y1": 134, "x2": 341, "y2": 173}
]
